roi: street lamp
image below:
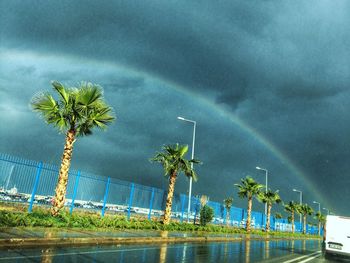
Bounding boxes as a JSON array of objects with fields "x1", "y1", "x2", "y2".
[
  {"x1": 177, "y1": 116, "x2": 196, "y2": 223},
  {"x1": 313, "y1": 201, "x2": 321, "y2": 213},
  {"x1": 323, "y1": 208, "x2": 330, "y2": 215},
  {"x1": 293, "y1": 188, "x2": 303, "y2": 225},
  {"x1": 256, "y1": 166, "x2": 268, "y2": 215}
]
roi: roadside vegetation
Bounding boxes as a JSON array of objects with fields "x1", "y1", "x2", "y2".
[
  {"x1": 0, "y1": 205, "x2": 320, "y2": 239},
  {"x1": 26, "y1": 81, "x2": 325, "y2": 236}
]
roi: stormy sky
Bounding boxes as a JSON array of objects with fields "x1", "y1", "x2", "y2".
[{"x1": 1, "y1": 0, "x2": 350, "y2": 216}]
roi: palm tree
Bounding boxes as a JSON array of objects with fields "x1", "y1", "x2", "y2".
[
  {"x1": 151, "y1": 144, "x2": 200, "y2": 225},
  {"x1": 315, "y1": 211, "x2": 326, "y2": 236},
  {"x1": 274, "y1": 212, "x2": 283, "y2": 231},
  {"x1": 274, "y1": 212, "x2": 283, "y2": 219},
  {"x1": 297, "y1": 204, "x2": 314, "y2": 234},
  {"x1": 235, "y1": 176, "x2": 264, "y2": 232},
  {"x1": 223, "y1": 197, "x2": 233, "y2": 226},
  {"x1": 284, "y1": 201, "x2": 298, "y2": 233},
  {"x1": 258, "y1": 189, "x2": 282, "y2": 232},
  {"x1": 31, "y1": 81, "x2": 115, "y2": 216}
]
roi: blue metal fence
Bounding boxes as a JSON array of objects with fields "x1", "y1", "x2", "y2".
[{"x1": 0, "y1": 153, "x2": 319, "y2": 234}]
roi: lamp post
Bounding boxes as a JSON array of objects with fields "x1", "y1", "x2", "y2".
[
  {"x1": 313, "y1": 201, "x2": 321, "y2": 213},
  {"x1": 177, "y1": 116, "x2": 196, "y2": 223},
  {"x1": 256, "y1": 166, "x2": 268, "y2": 215},
  {"x1": 293, "y1": 188, "x2": 303, "y2": 225},
  {"x1": 323, "y1": 208, "x2": 329, "y2": 215}
]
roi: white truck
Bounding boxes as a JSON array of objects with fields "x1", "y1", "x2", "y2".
[{"x1": 323, "y1": 215, "x2": 350, "y2": 259}]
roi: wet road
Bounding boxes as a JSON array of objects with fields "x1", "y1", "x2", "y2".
[{"x1": 0, "y1": 239, "x2": 340, "y2": 263}]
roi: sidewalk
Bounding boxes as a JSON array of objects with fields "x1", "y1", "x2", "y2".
[
  {"x1": 0, "y1": 228, "x2": 320, "y2": 249},
  {"x1": 0, "y1": 228, "x2": 244, "y2": 248}
]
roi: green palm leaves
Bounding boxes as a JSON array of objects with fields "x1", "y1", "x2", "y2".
[
  {"x1": 235, "y1": 176, "x2": 264, "y2": 199},
  {"x1": 297, "y1": 203, "x2": 314, "y2": 216},
  {"x1": 284, "y1": 201, "x2": 298, "y2": 214},
  {"x1": 224, "y1": 197, "x2": 233, "y2": 210},
  {"x1": 151, "y1": 144, "x2": 200, "y2": 180},
  {"x1": 31, "y1": 81, "x2": 115, "y2": 136},
  {"x1": 258, "y1": 190, "x2": 281, "y2": 206}
]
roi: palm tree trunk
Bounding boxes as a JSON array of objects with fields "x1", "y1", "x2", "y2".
[
  {"x1": 163, "y1": 171, "x2": 177, "y2": 225},
  {"x1": 246, "y1": 197, "x2": 252, "y2": 232},
  {"x1": 318, "y1": 221, "x2": 321, "y2": 236},
  {"x1": 303, "y1": 215, "x2": 306, "y2": 234},
  {"x1": 51, "y1": 129, "x2": 76, "y2": 216},
  {"x1": 266, "y1": 204, "x2": 271, "y2": 232},
  {"x1": 291, "y1": 212, "x2": 295, "y2": 234},
  {"x1": 226, "y1": 208, "x2": 230, "y2": 226}
]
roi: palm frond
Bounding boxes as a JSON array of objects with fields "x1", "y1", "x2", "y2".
[
  {"x1": 51, "y1": 81, "x2": 69, "y2": 105},
  {"x1": 31, "y1": 92, "x2": 67, "y2": 129},
  {"x1": 31, "y1": 81, "x2": 115, "y2": 136},
  {"x1": 257, "y1": 189, "x2": 281, "y2": 205},
  {"x1": 75, "y1": 83, "x2": 103, "y2": 113},
  {"x1": 235, "y1": 176, "x2": 264, "y2": 200},
  {"x1": 151, "y1": 144, "x2": 200, "y2": 180}
]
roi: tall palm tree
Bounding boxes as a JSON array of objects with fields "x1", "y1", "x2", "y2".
[
  {"x1": 31, "y1": 81, "x2": 115, "y2": 216},
  {"x1": 284, "y1": 201, "x2": 298, "y2": 233},
  {"x1": 315, "y1": 211, "x2": 326, "y2": 236},
  {"x1": 258, "y1": 189, "x2": 282, "y2": 232},
  {"x1": 151, "y1": 144, "x2": 200, "y2": 225},
  {"x1": 297, "y1": 204, "x2": 314, "y2": 234},
  {"x1": 235, "y1": 176, "x2": 264, "y2": 232},
  {"x1": 223, "y1": 197, "x2": 233, "y2": 226}
]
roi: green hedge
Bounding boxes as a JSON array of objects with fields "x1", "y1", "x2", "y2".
[{"x1": 0, "y1": 208, "x2": 319, "y2": 239}]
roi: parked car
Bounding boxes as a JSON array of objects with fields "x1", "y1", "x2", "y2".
[{"x1": 323, "y1": 215, "x2": 350, "y2": 259}]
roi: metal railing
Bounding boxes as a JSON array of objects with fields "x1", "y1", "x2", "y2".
[{"x1": 0, "y1": 153, "x2": 319, "y2": 234}]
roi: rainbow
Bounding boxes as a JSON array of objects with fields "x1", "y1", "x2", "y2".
[
  {"x1": 156, "y1": 79, "x2": 327, "y2": 208},
  {"x1": 1, "y1": 48, "x2": 328, "y2": 209}
]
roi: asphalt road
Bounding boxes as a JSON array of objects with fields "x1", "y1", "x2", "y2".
[{"x1": 0, "y1": 239, "x2": 347, "y2": 262}]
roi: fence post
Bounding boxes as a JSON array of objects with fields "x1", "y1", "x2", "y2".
[
  {"x1": 28, "y1": 161, "x2": 43, "y2": 213},
  {"x1": 148, "y1": 188, "x2": 155, "y2": 220},
  {"x1": 180, "y1": 194, "x2": 185, "y2": 223},
  {"x1": 101, "y1": 177, "x2": 111, "y2": 217},
  {"x1": 70, "y1": 170, "x2": 81, "y2": 215},
  {"x1": 127, "y1": 183, "x2": 135, "y2": 220}
]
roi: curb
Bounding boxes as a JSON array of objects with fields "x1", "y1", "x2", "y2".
[
  {"x1": 0, "y1": 236, "x2": 242, "y2": 248},
  {"x1": 0, "y1": 236, "x2": 321, "y2": 249}
]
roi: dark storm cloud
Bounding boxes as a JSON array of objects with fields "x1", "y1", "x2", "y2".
[
  {"x1": 1, "y1": 0, "x2": 350, "y2": 215},
  {"x1": 0, "y1": 0, "x2": 270, "y2": 107},
  {"x1": 101, "y1": 77, "x2": 145, "y2": 92},
  {"x1": 2, "y1": 1, "x2": 349, "y2": 109}
]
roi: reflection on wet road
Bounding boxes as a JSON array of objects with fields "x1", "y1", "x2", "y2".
[{"x1": 0, "y1": 239, "x2": 340, "y2": 263}]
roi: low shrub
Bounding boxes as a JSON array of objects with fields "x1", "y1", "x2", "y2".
[
  {"x1": 200, "y1": 205, "x2": 214, "y2": 226},
  {"x1": 0, "y1": 206, "x2": 320, "y2": 239}
]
